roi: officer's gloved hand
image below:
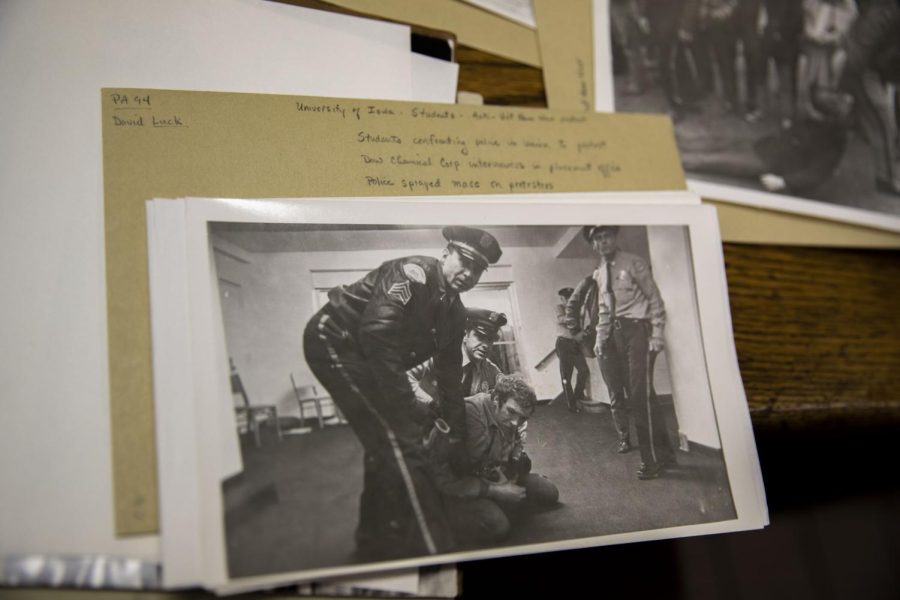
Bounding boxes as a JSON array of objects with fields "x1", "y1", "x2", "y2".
[
  {"x1": 409, "y1": 397, "x2": 438, "y2": 428},
  {"x1": 447, "y1": 438, "x2": 470, "y2": 476}
]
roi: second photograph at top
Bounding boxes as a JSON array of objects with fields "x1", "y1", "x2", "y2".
[{"x1": 596, "y1": 0, "x2": 900, "y2": 231}]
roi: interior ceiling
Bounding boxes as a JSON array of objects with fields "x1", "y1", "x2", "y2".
[{"x1": 212, "y1": 223, "x2": 595, "y2": 257}]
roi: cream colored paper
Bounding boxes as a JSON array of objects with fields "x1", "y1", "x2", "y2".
[
  {"x1": 323, "y1": 0, "x2": 541, "y2": 65},
  {"x1": 534, "y1": 0, "x2": 594, "y2": 111},
  {"x1": 102, "y1": 88, "x2": 684, "y2": 534},
  {"x1": 710, "y1": 201, "x2": 900, "y2": 248}
]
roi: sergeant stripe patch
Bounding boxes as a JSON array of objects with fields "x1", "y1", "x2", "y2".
[{"x1": 388, "y1": 281, "x2": 412, "y2": 305}]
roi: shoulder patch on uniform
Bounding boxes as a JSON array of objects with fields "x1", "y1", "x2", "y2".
[
  {"x1": 388, "y1": 281, "x2": 412, "y2": 305},
  {"x1": 403, "y1": 263, "x2": 427, "y2": 284}
]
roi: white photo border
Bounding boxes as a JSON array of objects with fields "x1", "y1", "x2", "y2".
[
  {"x1": 150, "y1": 190, "x2": 699, "y2": 589},
  {"x1": 176, "y1": 194, "x2": 767, "y2": 592}
]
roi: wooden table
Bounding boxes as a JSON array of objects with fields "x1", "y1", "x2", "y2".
[{"x1": 457, "y1": 45, "x2": 900, "y2": 431}]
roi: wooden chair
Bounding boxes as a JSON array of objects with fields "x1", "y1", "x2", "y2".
[
  {"x1": 290, "y1": 373, "x2": 326, "y2": 429},
  {"x1": 231, "y1": 365, "x2": 282, "y2": 447}
]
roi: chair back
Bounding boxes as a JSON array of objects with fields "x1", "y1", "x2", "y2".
[
  {"x1": 231, "y1": 371, "x2": 250, "y2": 409},
  {"x1": 290, "y1": 373, "x2": 318, "y2": 401}
]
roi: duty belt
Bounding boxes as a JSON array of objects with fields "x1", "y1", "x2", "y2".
[{"x1": 611, "y1": 317, "x2": 649, "y2": 330}]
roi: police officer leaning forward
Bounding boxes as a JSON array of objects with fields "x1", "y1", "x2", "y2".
[
  {"x1": 565, "y1": 225, "x2": 674, "y2": 480},
  {"x1": 407, "y1": 306, "x2": 508, "y2": 408},
  {"x1": 303, "y1": 225, "x2": 501, "y2": 560}
]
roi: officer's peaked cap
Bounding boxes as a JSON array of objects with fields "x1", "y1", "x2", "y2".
[
  {"x1": 582, "y1": 225, "x2": 620, "y2": 242},
  {"x1": 442, "y1": 226, "x2": 502, "y2": 269},
  {"x1": 558, "y1": 287, "x2": 574, "y2": 298},
  {"x1": 465, "y1": 307, "x2": 507, "y2": 339}
]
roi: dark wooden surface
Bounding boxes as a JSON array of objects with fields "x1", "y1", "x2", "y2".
[{"x1": 457, "y1": 46, "x2": 900, "y2": 430}]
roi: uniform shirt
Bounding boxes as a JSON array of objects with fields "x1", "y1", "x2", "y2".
[
  {"x1": 407, "y1": 354, "x2": 502, "y2": 405},
  {"x1": 593, "y1": 250, "x2": 666, "y2": 339},
  {"x1": 324, "y1": 255, "x2": 466, "y2": 433},
  {"x1": 555, "y1": 303, "x2": 576, "y2": 339}
]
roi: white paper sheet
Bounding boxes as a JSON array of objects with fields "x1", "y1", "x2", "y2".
[
  {"x1": 462, "y1": 0, "x2": 537, "y2": 28},
  {"x1": 0, "y1": 0, "x2": 416, "y2": 563},
  {"x1": 412, "y1": 54, "x2": 461, "y2": 104}
]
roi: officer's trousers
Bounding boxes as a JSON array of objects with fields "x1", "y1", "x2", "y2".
[
  {"x1": 599, "y1": 318, "x2": 673, "y2": 466},
  {"x1": 556, "y1": 337, "x2": 589, "y2": 409},
  {"x1": 303, "y1": 307, "x2": 452, "y2": 559}
]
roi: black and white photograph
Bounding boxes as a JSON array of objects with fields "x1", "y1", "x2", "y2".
[
  {"x1": 595, "y1": 0, "x2": 900, "y2": 231},
  {"x1": 149, "y1": 197, "x2": 765, "y2": 590}
]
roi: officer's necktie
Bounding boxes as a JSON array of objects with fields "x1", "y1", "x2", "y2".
[
  {"x1": 461, "y1": 363, "x2": 474, "y2": 396},
  {"x1": 606, "y1": 260, "x2": 616, "y2": 320}
]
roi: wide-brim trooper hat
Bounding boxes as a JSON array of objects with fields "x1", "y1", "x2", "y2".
[
  {"x1": 465, "y1": 307, "x2": 507, "y2": 340},
  {"x1": 582, "y1": 225, "x2": 620, "y2": 242},
  {"x1": 442, "y1": 225, "x2": 502, "y2": 269}
]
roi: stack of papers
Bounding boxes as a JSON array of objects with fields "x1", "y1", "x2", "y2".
[{"x1": 144, "y1": 194, "x2": 767, "y2": 593}]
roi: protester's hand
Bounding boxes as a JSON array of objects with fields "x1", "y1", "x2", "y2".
[
  {"x1": 510, "y1": 452, "x2": 532, "y2": 480},
  {"x1": 649, "y1": 336, "x2": 665, "y2": 354},
  {"x1": 488, "y1": 482, "x2": 526, "y2": 503}
]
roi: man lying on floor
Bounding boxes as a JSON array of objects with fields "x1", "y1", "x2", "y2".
[{"x1": 425, "y1": 373, "x2": 559, "y2": 548}]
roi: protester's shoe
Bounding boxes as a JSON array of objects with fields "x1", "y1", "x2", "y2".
[
  {"x1": 567, "y1": 403, "x2": 582, "y2": 414},
  {"x1": 616, "y1": 439, "x2": 632, "y2": 454},
  {"x1": 636, "y1": 462, "x2": 663, "y2": 480}
]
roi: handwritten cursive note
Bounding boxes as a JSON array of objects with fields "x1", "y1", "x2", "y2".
[{"x1": 276, "y1": 97, "x2": 677, "y2": 195}]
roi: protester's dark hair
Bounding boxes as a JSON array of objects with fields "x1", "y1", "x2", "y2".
[{"x1": 494, "y1": 373, "x2": 537, "y2": 413}]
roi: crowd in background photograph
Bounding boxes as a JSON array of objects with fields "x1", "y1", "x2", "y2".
[{"x1": 611, "y1": 0, "x2": 900, "y2": 198}]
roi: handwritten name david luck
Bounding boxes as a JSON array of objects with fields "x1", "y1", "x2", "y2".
[{"x1": 111, "y1": 114, "x2": 187, "y2": 128}]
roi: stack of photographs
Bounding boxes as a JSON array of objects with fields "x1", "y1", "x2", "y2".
[{"x1": 145, "y1": 193, "x2": 767, "y2": 594}]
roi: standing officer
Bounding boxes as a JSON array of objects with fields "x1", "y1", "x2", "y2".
[
  {"x1": 555, "y1": 287, "x2": 590, "y2": 413},
  {"x1": 566, "y1": 225, "x2": 673, "y2": 480},
  {"x1": 303, "y1": 226, "x2": 502, "y2": 559},
  {"x1": 408, "y1": 306, "x2": 508, "y2": 407}
]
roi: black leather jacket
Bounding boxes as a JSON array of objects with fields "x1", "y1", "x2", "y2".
[{"x1": 325, "y1": 255, "x2": 467, "y2": 434}]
